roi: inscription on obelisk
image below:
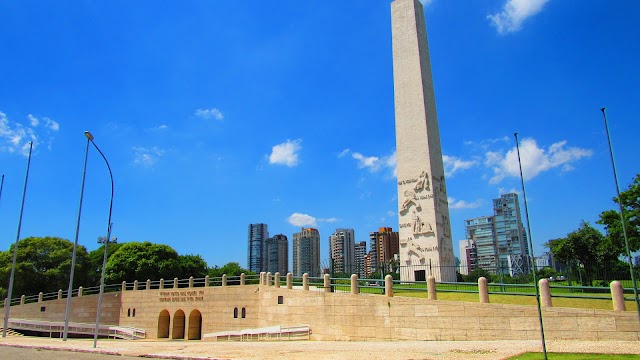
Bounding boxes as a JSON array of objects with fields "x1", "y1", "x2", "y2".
[{"x1": 391, "y1": 0, "x2": 455, "y2": 282}]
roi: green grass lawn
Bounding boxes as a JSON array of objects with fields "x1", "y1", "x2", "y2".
[
  {"x1": 507, "y1": 353, "x2": 640, "y2": 359},
  {"x1": 393, "y1": 289, "x2": 638, "y2": 312}
]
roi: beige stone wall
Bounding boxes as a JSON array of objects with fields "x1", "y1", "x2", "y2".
[
  {"x1": 0, "y1": 293, "x2": 120, "y2": 325},
  {"x1": 3, "y1": 285, "x2": 638, "y2": 342}
]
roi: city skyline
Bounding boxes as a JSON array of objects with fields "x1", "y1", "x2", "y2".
[{"x1": 1, "y1": 1, "x2": 639, "y2": 269}]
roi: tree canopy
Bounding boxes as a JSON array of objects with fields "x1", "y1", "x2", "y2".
[
  {"x1": 104, "y1": 241, "x2": 183, "y2": 283},
  {"x1": 597, "y1": 174, "x2": 640, "y2": 254},
  {"x1": 0, "y1": 237, "x2": 93, "y2": 298}
]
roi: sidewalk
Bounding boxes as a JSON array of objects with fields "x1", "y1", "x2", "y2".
[{"x1": 1, "y1": 336, "x2": 639, "y2": 360}]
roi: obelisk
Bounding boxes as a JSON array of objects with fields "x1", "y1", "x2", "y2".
[{"x1": 391, "y1": 0, "x2": 456, "y2": 282}]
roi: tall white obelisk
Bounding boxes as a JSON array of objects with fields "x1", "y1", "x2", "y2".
[{"x1": 391, "y1": 0, "x2": 456, "y2": 282}]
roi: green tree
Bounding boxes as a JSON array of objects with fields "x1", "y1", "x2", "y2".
[
  {"x1": 208, "y1": 262, "x2": 253, "y2": 278},
  {"x1": 179, "y1": 254, "x2": 208, "y2": 279},
  {"x1": 104, "y1": 241, "x2": 182, "y2": 283},
  {"x1": 0, "y1": 237, "x2": 93, "y2": 298},
  {"x1": 88, "y1": 241, "x2": 123, "y2": 282},
  {"x1": 597, "y1": 174, "x2": 640, "y2": 255},
  {"x1": 546, "y1": 221, "x2": 614, "y2": 286}
]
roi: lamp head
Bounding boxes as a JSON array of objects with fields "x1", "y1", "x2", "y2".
[{"x1": 84, "y1": 131, "x2": 94, "y2": 141}]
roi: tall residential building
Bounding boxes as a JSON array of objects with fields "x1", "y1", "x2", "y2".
[
  {"x1": 465, "y1": 216, "x2": 496, "y2": 272},
  {"x1": 369, "y1": 227, "x2": 399, "y2": 272},
  {"x1": 458, "y1": 239, "x2": 477, "y2": 275},
  {"x1": 329, "y1": 228, "x2": 356, "y2": 274},
  {"x1": 292, "y1": 228, "x2": 321, "y2": 277},
  {"x1": 493, "y1": 193, "x2": 529, "y2": 275},
  {"x1": 265, "y1": 234, "x2": 288, "y2": 275},
  {"x1": 247, "y1": 223, "x2": 268, "y2": 274},
  {"x1": 464, "y1": 193, "x2": 530, "y2": 276},
  {"x1": 354, "y1": 241, "x2": 367, "y2": 278}
]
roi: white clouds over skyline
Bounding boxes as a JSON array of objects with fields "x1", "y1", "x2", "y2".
[
  {"x1": 443, "y1": 155, "x2": 479, "y2": 177},
  {"x1": 448, "y1": 197, "x2": 482, "y2": 210},
  {"x1": 345, "y1": 149, "x2": 397, "y2": 177},
  {"x1": 488, "y1": 0, "x2": 549, "y2": 34},
  {"x1": 485, "y1": 137, "x2": 592, "y2": 183},
  {"x1": 195, "y1": 108, "x2": 224, "y2": 121},
  {"x1": 286, "y1": 213, "x2": 338, "y2": 227},
  {"x1": 269, "y1": 139, "x2": 302, "y2": 167}
]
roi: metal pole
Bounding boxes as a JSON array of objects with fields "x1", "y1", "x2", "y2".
[
  {"x1": 63, "y1": 136, "x2": 91, "y2": 341},
  {"x1": 0, "y1": 174, "x2": 4, "y2": 205},
  {"x1": 90, "y1": 133, "x2": 114, "y2": 348},
  {"x1": 515, "y1": 133, "x2": 548, "y2": 360},
  {"x1": 600, "y1": 108, "x2": 640, "y2": 322},
  {"x1": 3, "y1": 142, "x2": 33, "y2": 338}
]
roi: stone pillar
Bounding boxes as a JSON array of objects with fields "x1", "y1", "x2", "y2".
[
  {"x1": 38, "y1": 292, "x2": 43, "y2": 302},
  {"x1": 205, "y1": 275, "x2": 210, "y2": 287},
  {"x1": 260, "y1": 272, "x2": 265, "y2": 286},
  {"x1": 286, "y1": 273, "x2": 293, "y2": 289},
  {"x1": 173, "y1": 278, "x2": 179, "y2": 288},
  {"x1": 240, "y1": 273, "x2": 246, "y2": 286},
  {"x1": 427, "y1": 276, "x2": 437, "y2": 300},
  {"x1": 146, "y1": 279, "x2": 151, "y2": 290},
  {"x1": 350, "y1": 274, "x2": 359, "y2": 294},
  {"x1": 222, "y1": 274, "x2": 227, "y2": 287},
  {"x1": 122, "y1": 281, "x2": 127, "y2": 291},
  {"x1": 275, "y1": 272, "x2": 281, "y2": 288},
  {"x1": 478, "y1": 277, "x2": 489, "y2": 303},
  {"x1": 303, "y1": 273, "x2": 309, "y2": 291},
  {"x1": 385, "y1": 275, "x2": 394, "y2": 297},
  {"x1": 78, "y1": 286, "x2": 83, "y2": 297},
  {"x1": 611, "y1": 281, "x2": 626, "y2": 311},
  {"x1": 539, "y1": 279, "x2": 552, "y2": 307},
  {"x1": 189, "y1": 277, "x2": 194, "y2": 288},
  {"x1": 159, "y1": 278, "x2": 165, "y2": 289},
  {"x1": 133, "y1": 280, "x2": 139, "y2": 290},
  {"x1": 20, "y1": 295, "x2": 25, "y2": 305},
  {"x1": 324, "y1": 274, "x2": 331, "y2": 293},
  {"x1": 266, "y1": 272, "x2": 272, "y2": 286},
  {"x1": 58, "y1": 289, "x2": 63, "y2": 300}
]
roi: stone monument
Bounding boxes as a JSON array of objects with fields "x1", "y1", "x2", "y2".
[{"x1": 391, "y1": 0, "x2": 456, "y2": 282}]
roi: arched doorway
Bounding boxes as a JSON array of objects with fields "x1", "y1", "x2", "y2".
[
  {"x1": 157, "y1": 310, "x2": 170, "y2": 338},
  {"x1": 172, "y1": 310, "x2": 185, "y2": 339},
  {"x1": 188, "y1": 309, "x2": 202, "y2": 340}
]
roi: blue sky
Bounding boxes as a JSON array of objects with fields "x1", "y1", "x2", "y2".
[{"x1": 1, "y1": 0, "x2": 639, "y2": 271}]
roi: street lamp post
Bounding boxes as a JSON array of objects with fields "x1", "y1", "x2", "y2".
[
  {"x1": 600, "y1": 108, "x2": 640, "y2": 322},
  {"x1": 63, "y1": 133, "x2": 92, "y2": 341},
  {"x1": 2, "y1": 142, "x2": 33, "y2": 338},
  {"x1": 87, "y1": 131, "x2": 115, "y2": 348}
]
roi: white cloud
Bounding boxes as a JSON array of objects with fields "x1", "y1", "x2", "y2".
[
  {"x1": 287, "y1": 213, "x2": 317, "y2": 227},
  {"x1": 132, "y1": 146, "x2": 165, "y2": 167},
  {"x1": 0, "y1": 112, "x2": 59, "y2": 156},
  {"x1": 337, "y1": 148, "x2": 350, "y2": 158},
  {"x1": 486, "y1": 137, "x2": 592, "y2": 184},
  {"x1": 448, "y1": 197, "x2": 482, "y2": 210},
  {"x1": 319, "y1": 217, "x2": 338, "y2": 223},
  {"x1": 350, "y1": 150, "x2": 396, "y2": 176},
  {"x1": 488, "y1": 0, "x2": 549, "y2": 34},
  {"x1": 443, "y1": 155, "x2": 478, "y2": 177},
  {"x1": 386, "y1": 210, "x2": 396, "y2": 218},
  {"x1": 195, "y1": 108, "x2": 224, "y2": 121},
  {"x1": 269, "y1": 139, "x2": 302, "y2": 167},
  {"x1": 498, "y1": 187, "x2": 521, "y2": 196},
  {"x1": 147, "y1": 124, "x2": 169, "y2": 132}
]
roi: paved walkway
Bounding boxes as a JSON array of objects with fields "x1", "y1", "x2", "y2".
[{"x1": 1, "y1": 336, "x2": 639, "y2": 360}]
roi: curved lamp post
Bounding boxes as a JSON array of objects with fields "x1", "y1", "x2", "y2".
[
  {"x1": 87, "y1": 131, "x2": 114, "y2": 348},
  {"x1": 2, "y1": 143, "x2": 33, "y2": 338}
]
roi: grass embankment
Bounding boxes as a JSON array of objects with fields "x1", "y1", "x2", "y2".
[{"x1": 507, "y1": 353, "x2": 640, "y2": 359}]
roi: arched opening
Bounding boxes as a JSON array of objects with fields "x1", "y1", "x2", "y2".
[
  {"x1": 233, "y1": 307, "x2": 238, "y2": 318},
  {"x1": 188, "y1": 309, "x2": 202, "y2": 340},
  {"x1": 172, "y1": 310, "x2": 186, "y2": 339},
  {"x1": 127, "y1": 308, "x2": 131, "y2": 317},
  {"x1": 241, "y1": 307, "x2": 246, "y2": 319},
  {"x1": 133, "y1": 308, "x2": 136, "y2": 317},
  {"x1": 157, "y1": 310, "x2": 170, "y2": 338}
]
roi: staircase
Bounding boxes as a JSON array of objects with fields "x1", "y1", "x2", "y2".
[{"x1": 0, "y1": 327, "x2": 24, "y2": 337}]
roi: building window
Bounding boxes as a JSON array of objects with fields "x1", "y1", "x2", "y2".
[
  {"x1": 40, "y1": 306, "x2": 46, "y2": 312},
  {"x1": 127, "y1": 308, "x2": 131, "y2": 317},
  {"x1": 241, "y1": 307, "x2": 246, "y2": 318},
  {"x1": 133, "y1": 308, "x2": 136, "y2": 317},
  {"x1": 278, "y1": 296, "x2": 284, "y2": 304},
  {"x1": 233, "y1": 307, "x2": 238, "y2": 318}
]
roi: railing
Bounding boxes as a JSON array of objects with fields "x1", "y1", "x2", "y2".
[
  {"x1": 5, "y1": 318, "x2": 145, "y2": 340},
  {"x1": 203, "y1": 325, "x2": 310, "y2": 341}
]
